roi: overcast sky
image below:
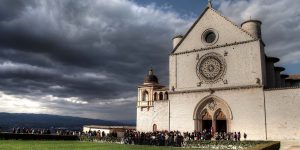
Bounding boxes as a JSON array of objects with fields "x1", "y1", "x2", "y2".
[{"x1": 0, "y1": 0, "x2": 299, "y2": 120}]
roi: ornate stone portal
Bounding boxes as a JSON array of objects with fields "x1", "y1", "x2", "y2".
[
  {"x1": 196, "y1": 52, "x2": 226, "y2": 84},
  {"x1": 193, "y1": 96, "x2": 232, "y2": 133}
]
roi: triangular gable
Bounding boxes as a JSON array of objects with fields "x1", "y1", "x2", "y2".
[{"x1": 172, "y1": 7, "x2": 256, "y2": 54}]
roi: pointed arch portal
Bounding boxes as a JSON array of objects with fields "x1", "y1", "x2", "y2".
[{"x1": 193, "y1": 95, "x2": 233, "y2": 133}]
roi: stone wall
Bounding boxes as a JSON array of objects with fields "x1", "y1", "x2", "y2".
[
  {"x1": 172, "y1": 41, "x2": 263, "y2": 92},
  {"x1": 136, "y1": 100, "x2": 169, "y2": 132},
  {"x1": 174, "y1": 9, "x2": 254, "y2": 53},
  {"x1": 265, "y1": 87, "x2": 300, "y2": 140},
  {"x1": 169, "y1": 8, "x2": 265, "y2": 91},
  {"x1": 138, "y1": 6, "x2": 300, "y2": 142},
  {"x1": 153, "y1": 100, "x2": 169, "y2": 131},
  {"x1": 169, "y1": 87, "x2": 267, "y2": 140}
]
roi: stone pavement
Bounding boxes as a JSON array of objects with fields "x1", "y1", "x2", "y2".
[{"x1": 280, "y1": 140, "x2": 300, "y2": 150}]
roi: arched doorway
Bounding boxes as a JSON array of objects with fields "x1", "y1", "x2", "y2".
[
  {"x1": 193, "y1": 95, "x2": 232, "y2": 133},
  {"x1": 215, "y1": 110, "x2": 227, "y2": 133},
  {"x1": 153, "y1": 124, "x2": 157, "y2": 132},
  {"x1": 201, "y1": 110, "x2": 212, "y2": 131}
]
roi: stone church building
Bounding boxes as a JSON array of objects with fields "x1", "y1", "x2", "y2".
[{"x1": 136, "y1": 4, "x2": 300, "y2": 140}]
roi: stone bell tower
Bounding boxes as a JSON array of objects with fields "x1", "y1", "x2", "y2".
[
  {"x1": 137, "y1": 69, "x2": 161, "y2": 108},
  {"x1": 136, "y1": 69, "x2": 169, "y2": 131}
]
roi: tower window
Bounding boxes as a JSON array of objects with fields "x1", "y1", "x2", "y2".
[
  {"x1": 164, "y1": 92, "x2": 168, "y2": 100},
  {"x1": 154, "y1": 92, "x2": 157, "y2": 101},
  {"x1": 159, "y1": 92, "x2": 163, "y2": 100},
  {"x1": 142, "y1": 91, "x2": 149, "y2": 101}
]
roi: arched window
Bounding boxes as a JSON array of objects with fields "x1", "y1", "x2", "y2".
[
  {"x1": 153, "y1": 92, "x2": 158, "y2": 101},
  {"x1": 159, "y1": 92, "x2": 163, "y2": 100},
  {"x1": 164, "y1": 92, "x2": 168, "y2": 100},
  {"x1": 153, "y1": 124, "x2": 157, "y2": 132},
  {"x1": 142, "y1": 91, "x2": 149, "y2": 101}
]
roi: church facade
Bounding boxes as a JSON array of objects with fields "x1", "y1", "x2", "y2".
[{"x1": 136, "y1": 5, "x2": 300, "y2": 140}]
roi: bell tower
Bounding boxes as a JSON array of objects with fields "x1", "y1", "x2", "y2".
[
  {"x1": 137, "y1": 69, "x2": 160, "y2": 108},
  {"x1": 136, "y1": 69, "x2": 169, "y2": 132}
]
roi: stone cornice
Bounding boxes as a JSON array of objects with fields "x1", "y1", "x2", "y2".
[
  {"x1": 264, "y1": 86, "x2": 300, "y2": 91},
  {"x1": 169, "y1": 85, "x2": 263, "y2": 94},
  {"x1": 170, "y1": 39, "x2": 258, "y2": 56}
]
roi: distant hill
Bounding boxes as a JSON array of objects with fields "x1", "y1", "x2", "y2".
[{"x1": 0, "y1": 113, "x2": 135, "y2": 132}]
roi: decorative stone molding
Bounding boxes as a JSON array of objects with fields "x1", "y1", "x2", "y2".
[
  {"x1": 193, "y1": 95, "x2": 233, "y2": 120},
  {"x1": 170, "y1": 39, "x2": 258, "y2": 56},
  {"x1": 264, "y1": 86, "x2": 300, "y2": 91},
  {"x1": 207, "y1": 100, "x2": 217, "y2": 111},
  {"x1": 169, "y1": 85, "x2": 263, "y2": 95}
]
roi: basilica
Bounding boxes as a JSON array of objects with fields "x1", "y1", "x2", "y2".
[{"x1": 136, "y1": 4, "x2": 300, "y2": 140}]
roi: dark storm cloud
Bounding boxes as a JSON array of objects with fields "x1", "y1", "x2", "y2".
[
  {"x1": 0, "y1": 0, "x2": 36, "y2": 21},
  {"x1": 0, "y1": 0, "x2": 191, "y2": 119}
]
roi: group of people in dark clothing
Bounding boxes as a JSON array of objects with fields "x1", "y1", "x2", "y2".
[
  {"x1": 123, "y1": 129, "x2": 247, "y2": 147},
  {"x1": 124, "y1": 130, "x2": 184, "y2": 146},
  {"x1": 12, "y1": 128, "x2": 51, "y2": 135},
  {"x1": 85, "y1": 130, "x2": 118, "y2": 138},
  {"x1": 11, "y1": 127, "x2": 82, "y2": 136}
]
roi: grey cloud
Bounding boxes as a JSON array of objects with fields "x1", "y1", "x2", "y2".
[
  {"x1": 217, "y1": 0, "x2": 300, "y2": 69},
  {"x1": 0, "y1": 0, "x2": 191, "y2": 119}
]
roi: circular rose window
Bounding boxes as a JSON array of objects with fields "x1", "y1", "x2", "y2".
[
  {"x1": 202, "y1": 29, "x2": 218, "y2": 45},
  {"x1": 196, "y1": 52, "x2": 226, "y2": 83}
]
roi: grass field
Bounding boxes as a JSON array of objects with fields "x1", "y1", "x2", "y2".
[
  {"x1": 0, "y1": 140, "x2": 210, "y2": 150},
  {"x1": 0, "y1": 140, "x2": 279, "y2": 150}
]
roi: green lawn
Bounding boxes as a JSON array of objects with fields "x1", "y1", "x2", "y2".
[
  {"x1": 0, "y1": 140, "x2": 205, "y2": 150},
  {"x1": 0, "y1": 140, "x2": 279, "y2": 150}
]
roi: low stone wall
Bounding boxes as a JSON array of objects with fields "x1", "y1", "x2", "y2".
[{"x1": 0, "y1": 133, "x2": 79, "y2": 140}]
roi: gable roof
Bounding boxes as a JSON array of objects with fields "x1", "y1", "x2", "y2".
[{"x1": 171, "y1": 7, "x2": 257, "y2": 54}]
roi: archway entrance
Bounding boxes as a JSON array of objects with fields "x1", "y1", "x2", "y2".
[
  {"x1": 215, "y1": 111, "x2": 227, "y2": 133},
  {"x1": 153, "y1": 124, "x2": 157, "y2": 132},
  {"x1": 193, "y1": 96, "x2": 232, "y2": 133},
  {"x1": 202, "y1": 111, "x2": 212, "y2": 131}
]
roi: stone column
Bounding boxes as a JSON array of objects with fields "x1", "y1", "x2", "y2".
[
  {"x1": 212, "y1": 118, "x2": 216, "y2": 135},
  {"x1": 194, "y1": 120, "x2": 199, "y2": 132}
]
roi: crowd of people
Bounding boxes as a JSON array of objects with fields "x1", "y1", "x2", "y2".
[
  {"x1": 83, "y1": 130, "x2": 119, "y2": 140},
  {"x1": 12, "y1": 128, "x2": 51, "y2": 135},
  {"x1": 10, "y1": 127, "x2": 248, "y2": 147},
  {"x1": 122, "y1": 129, "x2": 247, "y2": 146},
  {"x1": 11, "y1": 127, "x2": 82, "y2": 136}
]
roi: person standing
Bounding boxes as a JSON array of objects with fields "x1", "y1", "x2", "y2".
[
  {"x1": 234, "y1": 132, "x2": 237, "y2": 141},
  {"x1": 243, "y1": 133, "x2": 247, "y2": 140},
  {"x1": 237, "y1": 132, "x2": 241, "y2": 141}
]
